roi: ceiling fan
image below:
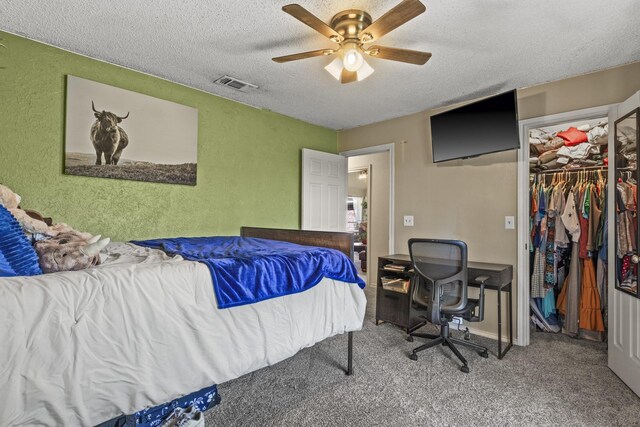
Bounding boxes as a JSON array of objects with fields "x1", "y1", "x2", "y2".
[{"x1": 272, "y1": 0, "x2": 432, "y2": 84}]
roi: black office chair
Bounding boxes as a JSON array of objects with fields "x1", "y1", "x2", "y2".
[{"x1": 406, "y1": 238, "x2": 489, "y2": 373}]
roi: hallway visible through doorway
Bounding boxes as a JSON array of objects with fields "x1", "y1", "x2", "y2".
[
  {"x1": 346, "y1": 151, "x2": 391, "y2": 286},
  {"x1": 347, "y1": 168, "x2": 368, "y2": 282}
]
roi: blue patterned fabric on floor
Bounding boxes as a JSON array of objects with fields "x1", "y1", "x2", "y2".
[{"x1": 134, "y1": 384, "x2": 220, "y2": 427}]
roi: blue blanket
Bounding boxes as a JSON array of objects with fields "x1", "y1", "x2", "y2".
[{"x1": 132, "y1": 236, "x2": 365, "y2": 309}]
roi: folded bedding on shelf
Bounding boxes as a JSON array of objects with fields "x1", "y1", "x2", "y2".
[
  {"x1": 133, "y1": 236, "x2": 366, "y2": 308},
  {"x1": 529, "y1": 122, "x2": 609, "y2": 172},
  {"x1": 557, "y1": 142, "x2": 599, "y2": 160},
  {"x1": 539, "y1": 149, "x2": 559, "y2": 164},
  {"x1": 588, "y1": 123, "x2": 608, "y2": 144}
]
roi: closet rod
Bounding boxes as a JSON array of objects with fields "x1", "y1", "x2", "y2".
[{"x1": 532, "y1": 166, "x2": 608, "y2": 175}]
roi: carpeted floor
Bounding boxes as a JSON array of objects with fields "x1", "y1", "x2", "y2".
[{"x1": 205, "y1": 283, "x2": 639, "y2": 426}]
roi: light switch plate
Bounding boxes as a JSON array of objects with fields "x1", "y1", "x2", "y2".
[
  {"x1": 404, "y1": 215, "x2": 414, "y2": 227},
  {"x1": 505, "y1": 216, "x2": 515, "y2": 229}
]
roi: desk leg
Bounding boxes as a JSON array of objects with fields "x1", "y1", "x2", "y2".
[
  {"x1": 504, "y1": 282, "x2": 514, "y2": 359},
  {"x1": 497, "y1": 282, "x2": 514, "y2": 360},
  {"x1": 497, "y1": 288, "x2": 502, "y2": 358},
  {"x1": 509, "y1": 283, "x2": 514, "y2": 348}
]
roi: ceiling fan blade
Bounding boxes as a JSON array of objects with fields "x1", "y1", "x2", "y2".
[
  {"x1": 272, "y1": 49, "x2": 335, "y2": 63},
  {"x1": 358, "y1": 0, "x2": 426, "y2": 43},
  {"x1": 282, "y1": 4, "x2": 343, "y2": 43},
  {"x1": 366, "y1": 45, "x2": 432, "y2": 65},
  {"x1": 340, "y1": 69, "x2": 357, "y2": 84}
]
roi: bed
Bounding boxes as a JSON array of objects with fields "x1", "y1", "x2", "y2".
[{"x1": 0, "y1": 226, "x2": 366, "y2": 426}]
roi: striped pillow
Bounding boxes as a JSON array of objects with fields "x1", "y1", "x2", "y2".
[{"x1": 0, "y1": 204, "x2": 42, "y2": 277}]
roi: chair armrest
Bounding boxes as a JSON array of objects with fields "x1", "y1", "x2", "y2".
[{"x1": 473, "y1": 276, "x2": 490, "y2": 321}]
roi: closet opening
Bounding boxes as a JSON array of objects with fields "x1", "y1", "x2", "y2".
[{"x1": 528, "y1": 116, "x2": 610, "y2": 343}]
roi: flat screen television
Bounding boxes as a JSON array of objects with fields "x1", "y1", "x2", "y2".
[{"x1": 430, "y1": 90, "x2": 520, "y2": 163}]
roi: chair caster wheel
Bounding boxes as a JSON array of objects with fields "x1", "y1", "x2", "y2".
[
  {"x1": 479, "y1": 351, "x2": 489, "y2": 358},
  {"x1": 409, "y1": 353, "x2": 418, "y2": 361},
  {"x1": 406, "y1": 336, "x2": 414, "y2": 342},
  {"x1": 460, "y1": 365, "x2": 469, "y2": 373}
]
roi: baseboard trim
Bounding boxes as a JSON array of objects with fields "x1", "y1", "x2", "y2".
[{"x1": 448, "y1": 322, "x2": 512, "y2": 344}]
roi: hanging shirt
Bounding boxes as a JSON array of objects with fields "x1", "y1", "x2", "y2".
[
  {"x1": 553, "y1": 183, "x2": 570, "y2": 248},
  {"x1": 578, "y1": 183, "x2": 590, "y2": 259},
  {"x1": 617, "y1": 183, "x2": 635, "y2": 256},
  {"x1": 561, "y1": 190, "x2": 581, "y2": 242},
  {"x1": 598, "y1": 188, "x2": 608, "y2": 262},
  {"x1": 587, "y1": 185, "x2": 601, "y2": 252}
]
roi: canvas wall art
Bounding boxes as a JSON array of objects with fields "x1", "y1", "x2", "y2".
[{"x1": 65, "y1": 75, "x2": 198, "y2": 185}]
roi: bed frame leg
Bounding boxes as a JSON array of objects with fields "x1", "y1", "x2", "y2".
[{"x1": 346, "y1": 331, "x2": 353, "y2": 376}]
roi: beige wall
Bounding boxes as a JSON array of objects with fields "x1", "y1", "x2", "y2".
[
  {"x1": 348, "y1": 153, "x2": 390, "y2": 284},
  {"x1": 338, "y1": 60, "x2": 640, "y2": 340},
  {"x1": 348, "y1": 171, "x2": 367, "y2": 198}
]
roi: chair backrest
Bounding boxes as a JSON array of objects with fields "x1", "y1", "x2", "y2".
[{"x1": 408, "y1": 239, "x2": 468, "y2": 319}]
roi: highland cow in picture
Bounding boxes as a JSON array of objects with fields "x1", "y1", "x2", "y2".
[
  {"x1": 65, "y1": 75, "x2": 198, "y2": 185},
  {"x1": 90, "y1": 101, "x2": 130, "y2": 165}
]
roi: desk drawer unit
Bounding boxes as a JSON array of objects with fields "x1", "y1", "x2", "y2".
[{"x1": 375, "y1": 256, "x2": 424, "y2": 332}]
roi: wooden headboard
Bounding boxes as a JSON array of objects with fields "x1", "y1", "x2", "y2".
[{"x1": 240, "y1": 227, "x2": 354, "y2": 259}]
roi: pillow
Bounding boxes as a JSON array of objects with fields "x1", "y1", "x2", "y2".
[
  {"x1": 0, "y1": 204, "x2": 42, "y2": 277},
  {"x1": 557, "y1": 127, "x2": 588, "y2": 146}
]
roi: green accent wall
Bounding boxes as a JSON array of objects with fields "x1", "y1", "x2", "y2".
[{"x1": 0, "y1": 32, "x2": 337, "y2": 241}]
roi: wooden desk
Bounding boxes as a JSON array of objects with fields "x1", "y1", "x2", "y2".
[{"x1": 376, "y1": 254, "x2": 514, "y2": 359}]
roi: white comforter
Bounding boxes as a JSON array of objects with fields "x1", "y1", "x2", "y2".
[{"x1": 0, "y1": 243, "x2": 366, "y2": 426}]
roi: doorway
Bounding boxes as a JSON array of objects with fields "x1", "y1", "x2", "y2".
[
  {"x1": 347, "y1": 167, "x2": 369, "y2": 282},
  {"x1": 341, "y1": 143, "x2": 394, "y2": 286}
]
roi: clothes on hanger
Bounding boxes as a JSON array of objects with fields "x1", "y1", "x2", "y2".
[
  {"x1": 616, "y1": 175, "x2": 638, "y2": 294},
  {"x1": 530, "y1": 168, "x2": 608, "y2": 340}
]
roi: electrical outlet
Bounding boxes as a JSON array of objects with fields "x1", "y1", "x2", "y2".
[
  {"x1": 505, "y1": 216, "x2": 515, "y2": 229},
  {"x1": 404, "y1": 215, "x2": 414, "y2": 226}
]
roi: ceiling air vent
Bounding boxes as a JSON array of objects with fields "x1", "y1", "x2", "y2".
[{"x1": 213, "y1": 75, "x2": 258, "y2": 93}]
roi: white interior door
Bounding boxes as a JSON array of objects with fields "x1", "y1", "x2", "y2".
[
  {"x1": 301, "y1": 148, "x2": 347, "y2": 232},
  {"x1": 609, "y1": 91, "x2": 640, "y2": 397}
]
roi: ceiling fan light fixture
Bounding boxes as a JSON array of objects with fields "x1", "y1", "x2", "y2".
[
  {"x1": 324, "y1": 55, "x2": 374, "y2": 83},
  {"x1": 342, "y1": 43, "x2": 364, "y2": 72},
  {"x1": 324, "y1": 57, "x2": 343, "y2": 80},
  {"x1": 356, "y1": 59, "x2": 374, "y2": 81}
]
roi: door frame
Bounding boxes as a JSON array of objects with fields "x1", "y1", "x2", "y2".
[
  {"x1": 340, "y1": 143, "x2": 395, "y2": 256},
  {"x1": 516, "y1": 104, "x2": 616, "y2": 346}
]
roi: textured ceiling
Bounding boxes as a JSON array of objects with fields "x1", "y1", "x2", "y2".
[{"x1": 1, "y1": 0, "x2": 640, "y2": 130}]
